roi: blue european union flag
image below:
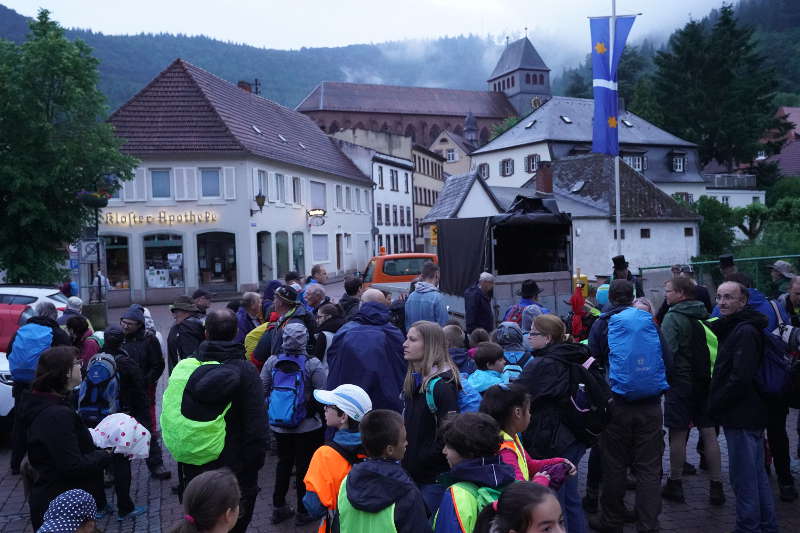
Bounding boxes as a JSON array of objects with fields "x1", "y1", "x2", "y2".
[{"x1": 590, "y1": 15, "x2": 635, "y2": 155}]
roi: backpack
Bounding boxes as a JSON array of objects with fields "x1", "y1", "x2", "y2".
[
  {"x1": 770, "y1": 300, "x2": 800, "y2": 352},
  {"x1": 502, "y1": 351, "x2": 531, "y2": 382},
  {"x1": 433, "y1": 482, "x2": 503, "y2": 533},
  {"x1": 503, "y1": 304, "x2": 526, "y2": 325},
  {"x1": 425, "y1": 373, "x2": 481, "y2": 414},
  {"x1": 161, "y1": 358, "x2": 232, "y2": 465},
  {"x1": 88, "y1": 332, "x2": 104, "y2": 349},
  {"x1": 268, "y1": 354, "x2": 309, "y2": 428},
  {"x1": 9, "y1": 323, "x2": 53, "y2": 383},
  {"x1": 541, "y1": 354, "x2": 613, "y2": 446},
  {"x1": 606, "y1": 307, "x2": 669, "y2": 400},
  {"x1": 754, "y1": 329, "x2": 796, "y2": 402},
  {"x1": 78, "y1": 353, "x2": 120, "y2": 428}
]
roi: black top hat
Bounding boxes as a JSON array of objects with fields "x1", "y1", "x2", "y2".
[
  {"x1": 718, "y1": 254, "x2": 735, "y2": 269},
  {"x1": 612, "y1": 255, "x2": 629, "y2": 271},
  {"x1": 275, "y1": 285, "x2": 300, "y2": 304},
  {"x1": 517, "y1": 279, "x2": 541, "y2": 298}
]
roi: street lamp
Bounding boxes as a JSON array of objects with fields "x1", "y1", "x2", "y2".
[{"x1": 250, "y1": 191, "x2": 266, "y2": 216}]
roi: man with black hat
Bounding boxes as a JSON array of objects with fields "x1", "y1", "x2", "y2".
[
  {"x1": 502, "y1": 279, "x2": 549, "y2": 326},
  {"x1": 611, "y1": 255, "x2": 645, "y2": 299},
  {"x1": 192, "y1": 289, "x2": 213, "y2": 316},
  {"x1": 252, "y1": 285, "x2": 316, "y2": 366},
  {"x1": 119, "y1": 304, "x2": 169, "y2": 480},
  {"x1": 167, "y1": 296, "x2": 205, "y2": 373},
  {"x1": 718, "y1": 254, "x2": 736, "y2": 279}
]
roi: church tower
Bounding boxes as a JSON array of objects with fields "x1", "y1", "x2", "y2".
[{"x1": 487, "y1": 37, "x2": 551, "y2": 116}]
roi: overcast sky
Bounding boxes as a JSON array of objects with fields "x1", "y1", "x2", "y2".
[{"x1": 5, "y1": 0, "x2": 725, "y2": 50}]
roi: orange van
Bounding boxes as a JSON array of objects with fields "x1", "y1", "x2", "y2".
[{"x1": 362, "y1": 250, "x2": 437, "y2": 287}]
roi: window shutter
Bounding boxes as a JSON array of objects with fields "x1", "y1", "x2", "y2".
[
  {"x1": 174, "y1": 168, "x2": 187, "y2": 200},
  {"x1": 643, "y1": 156, "x2": 648, "y2": 170},
  {"x1": 252, "y1": 168, "x2": 259, "y2": 199},
  {"x1": 123, "y1": 169, "x2": 138, "y2": 201},
  {"x1": 223, "y1": 167, "x2": 236, "y2": 199},
  {"x1": 134, "y1": 167, "x2": 147, "y2": 201},
  {"x1": 184, "y1": 168, "x2": 198, "y2": 200},
  {"x1": 268, "y1": 172, "x2": 278, "y2": 202}
]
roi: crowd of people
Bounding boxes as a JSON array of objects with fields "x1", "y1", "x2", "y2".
[{"x1": 8, "y1": 253, "x2": 800, "y2": 533}]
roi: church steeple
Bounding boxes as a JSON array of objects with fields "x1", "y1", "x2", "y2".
[
  {"x1": 487, "y1": 37, "x2": 551, "y2": 116},
  {"x1": 463, "y1": 111, "x2": 478, "y2": 146}
]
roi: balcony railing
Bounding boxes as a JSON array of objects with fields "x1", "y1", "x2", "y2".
[{"x1": 703, "y1": 173, "x2": 756, "y2": 189}]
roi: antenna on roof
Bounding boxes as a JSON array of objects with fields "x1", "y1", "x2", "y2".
[
  {"x1": 505, "y1": 36, "x2": 509, "y2": 47},
  {"x1": 524, "y1": 26, "x2": 528, "y2": 37}
]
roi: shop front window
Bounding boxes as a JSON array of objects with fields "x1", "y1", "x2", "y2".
[
  {"x1": 102, "y1": 235, "x2": 130, "y2": 289},
  {"x1": 144, "y1": 233, "x2": 184, "y2": 288}
]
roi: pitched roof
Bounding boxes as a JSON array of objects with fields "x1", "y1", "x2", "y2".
[
  {"x1": 778, "y1": 106, "x2": 800, "y2": 138},
  {"x1": 490, "y1": 186, "x2": 608, "y2": 217},
  {"x1": 295, "y1": 81, "x2": 516, "y2": 119},
  {"x1": 472, "y1": 96, "x2": 696, "y2": 155},
  {"x1": 489, "y1": 37, "x2": 550, "y2": 80},
  {"x1": 432, "y1": 130, "x2": 476, "y2": 155},
  {"x1": 109, "y1": 59, "x2": 368, "y2": 183},
  {"x1": 422, "y1": 171, "x2": 502, "y2": 223},
  {"x1": 520, "y1": 155, "x2": 701, "y2": 221},
  {"x1": 768, "y1": 140, "x2": 800, "y2": 176}
]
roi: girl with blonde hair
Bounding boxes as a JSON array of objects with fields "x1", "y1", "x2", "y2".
[{"x1": 401, "y1": 320, "x2": 461, "y2": 517}]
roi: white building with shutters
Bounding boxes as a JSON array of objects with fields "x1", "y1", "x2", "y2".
[{"x1": 102, "y1": 59, "x2": 373, "y2": 305}]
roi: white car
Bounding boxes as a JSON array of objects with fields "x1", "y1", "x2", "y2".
[
  {"x1": 0, "y1": 352, "x2": 14, "y2": 432},
  {"x1": 0, "y1": 286, "x2": 69, "y2": 315}
]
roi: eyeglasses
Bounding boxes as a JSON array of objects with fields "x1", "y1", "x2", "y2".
[{"x1": 529, "y1": 332, "x2": 545, "y2": 337}]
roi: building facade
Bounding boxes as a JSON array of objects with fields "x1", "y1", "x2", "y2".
[
  {"x1": 334, "y1": 139, "x2": 414, "y2": 256},
  {"x1": 103, "y1": 59, "x2": 373, "y2": 305},
  {"x1": 412, "y1": 146, "x2": 446, "y2": 252},
  {"x1": 429, "y1": 129, "x2": 476, "y2": 176}
]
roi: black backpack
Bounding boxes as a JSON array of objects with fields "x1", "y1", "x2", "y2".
[{"x1": 541, "y1": 353, "x2": 613, "y2": 446}]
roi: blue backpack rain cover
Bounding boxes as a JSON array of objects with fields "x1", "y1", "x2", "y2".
[
  {"x1": 9, "y1": 324, "x2": 53, "y2": 383},
  {"x1": 268, "y1": 354, "x2": 308, "y2": 428},
  {"x1": 607, "y1": 307, "x2": 668, "y2": 400},
  {"x1": 425, "y1": 373, "x2": 481, "y2": 414},
  {"x1": 502, "y1": 351, "x2": 531, "y2": 382},
  {"x1": 78, "y1": 353, "x2": 120, "y2": 428}
]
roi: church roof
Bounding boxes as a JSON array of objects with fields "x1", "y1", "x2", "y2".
[
  {"x1": 109, "y1": 59, "x2": 368, "y2": 183},
  {"x1": 295, "y1": 81, "x2": 516, "y2": 119},
  {"x1": 472, "y1": 96, "x2": 696, "y2": 155},
  {"x1": 488, "y1": 37, "x2": 550, "y2": 80}
]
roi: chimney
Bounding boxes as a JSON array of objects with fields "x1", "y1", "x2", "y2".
[
  {"x1": 237, "y1": 80, "x2": 252, "y2": 93},
  {"x1": 536, "y1": 162, "x2": 553, "y2": 195}
]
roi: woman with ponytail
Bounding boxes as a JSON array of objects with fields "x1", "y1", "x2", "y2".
[
  {"x1": 170, "y1": 469, "x2": 240, "y2": 533},
  {"x1": 473, "y1": 481, "x2": 564, "y2": 533},
  {"x1": 518, "y1": 314, "x2": 590, "y2": 533}
]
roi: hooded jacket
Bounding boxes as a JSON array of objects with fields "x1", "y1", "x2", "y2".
[
  {"x1": 404, "y1": 281, "x2": 448, "y2": 330},
  {"x1": 252, "y1": 304, "x2": 316, "y2": 363},
  {"x1": 660, "y1": 299, "x2": 710, "y2": 389},
  {"x1": 74, "y1": 329, "x2": 101, "y2": 367},
  {"x1": 448, "y1": 348, "x2": 476, "y2": 375},
  {"x1": 235, "y1": 306, "x2": 262, "y2": 344},
  {"x1": 121, "y1": 323, "x2": 165, "y2": 386},
  {"x1": 338, "y1": 293, "x2": 361, "y2": 319},
  {"x1": 22, "y1": 391, "x2": 110, "y2": 529},
  {"x1": 167, "y1": 315, "x2": 205, "y2": 372},
  {"x1": 434, "y1": 455, "x2": 515, "y2": 533},
  {"x1": 464, "y1": 284, "x2": 494, "y2": 334},
  {"x1": 336, "y1": 459, "x2": 429, "y2": 533},
  {"x1": 403, "y1": 370, "x2": 459, "y2": 484},
  {"x1": 707, "y1": 309, "x2": 769, "y2": 430},
  {"x1": 518, "y1": 342, "x2": 591, "y2": 458},
  {"x1": 493, "y1": 321, "x2": 532, "y2": 367},
  {"x1": 261, "y1": 280, "x2": 282, "y2": 317},
  {"x1": 326, "y1": 302, "x2": 406, "y2": 412},
  {"x1": 182, "y1": 340, "x2": 268, "y2": 484}
]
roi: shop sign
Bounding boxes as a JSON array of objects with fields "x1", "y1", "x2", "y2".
[{"x1": 103, "y1": 210, "x2": 218, "y2": 227}]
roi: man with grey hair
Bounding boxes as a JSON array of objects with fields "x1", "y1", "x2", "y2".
[
  {"x1": 235, "y1": 292, "x2": 263, "y2": 344},
  {"x1": 304, "y1": 284, "x2": 330, "y2": 317},
  {"x1": 463, "y1": 272, "x2": 495, "y2": 333},
  {"x1": 57, "y1": 296, "x2": 94, "y2": 330}
]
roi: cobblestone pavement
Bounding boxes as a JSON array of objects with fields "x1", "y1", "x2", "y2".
[{"x1": 1, "y1": 301, "x2": 799, "y2": 531}]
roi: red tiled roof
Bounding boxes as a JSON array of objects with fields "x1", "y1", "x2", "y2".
[
  {"x1": 109, "y1": 59, "x2": 368, "y2": 183},
  {"x1": 295, "y1": 81, "x2": 516, "y2": 118}
]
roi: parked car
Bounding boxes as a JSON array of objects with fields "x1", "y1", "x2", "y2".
[
  {"x1": 0, "y1": 285, "x2": 69, "y2": 315},
  {"x1": 0, "y1": 303, "x2": 34, "y2": 353},
  {"x1": 362, "y1": 251, "x2": 438, "y2": 288}
]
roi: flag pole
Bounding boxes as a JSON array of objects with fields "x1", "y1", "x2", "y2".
[{"x1": 611, "y1": 0, "x2": 622, "y2": 255}]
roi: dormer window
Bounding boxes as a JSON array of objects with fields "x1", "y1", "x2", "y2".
[
  {"x1": 525, "y1": 154, "x2": 540, "y2": 173},
  {"x1": 622, "y1": 154, "x2": 643, "y2": 172},
  {"x1": 672, "y1": 155, "x2": 686, "y2": 172},
  {"x1": 478, "y1": 163, "x2": 489, "y2": 179}
]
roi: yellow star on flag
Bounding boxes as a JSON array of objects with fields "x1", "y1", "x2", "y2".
[
  {"x1": 594, "y1": 41, "x2": 607, "y2": 54},
  {"x1": 607, "y1": 116, "x2": 618, "y2": 128}
]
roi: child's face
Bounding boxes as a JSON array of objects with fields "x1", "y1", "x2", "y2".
[
  {"x1": 385, "y1": 426, "x2": 408, "y2": 461},
  {"x1": 442, "y1": 443, "x2": 465, "y2": 468},
  {"x1": 512, "y1": 494, "x2": 565, "y2": 533},
  {"x1": 487, "y1": 358, "x2": 506, "y2": 373},
  {"x1": 511, "y1": 400, "x2": 532, "y2": 434},
  {"x1": 323, "y1": 404, "x2": 348, "y2": 430}
]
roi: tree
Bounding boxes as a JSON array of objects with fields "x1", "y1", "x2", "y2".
[
  {"x1": 629, "y1": 76, "x2": 663, "y2": 125},
  {"x1": 766, "y1": 177, "x2": 800, "y2": 206},
  {"x1": 732, "y1": 203, "x2": 770, "y2": 240},
  {"x1": 490, "y1": 116, "x2": 521, "y2": 140},
  {"x1": 693, "y1": 196, "x2": 736, "y2": 256},
  {"x1": 0, "y1": 10, "x2": 137, "y2": 283}
]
